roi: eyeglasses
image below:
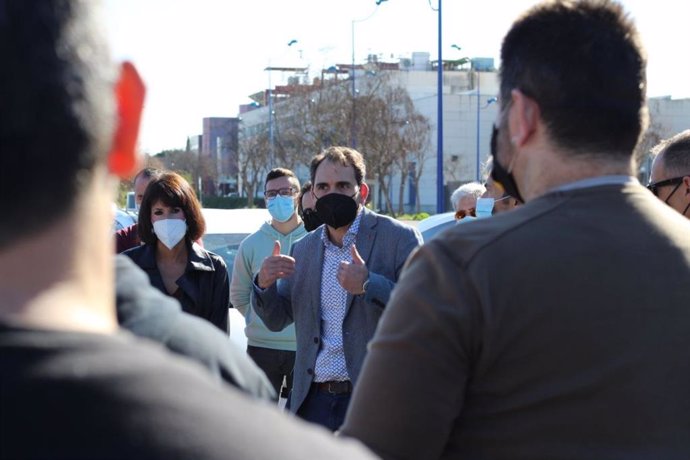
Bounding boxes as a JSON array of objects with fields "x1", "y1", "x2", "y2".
[
  {"x1": 455, "y1": 208, "x2": 476, "y2": 220},
  {"x1": 647, "y1": 177, "x2": 684, "y2": 197},
  {"x1": 264, "y1": 187, "x2": 295, "y2": 200}
]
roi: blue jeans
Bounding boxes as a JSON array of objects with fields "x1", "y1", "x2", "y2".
[{"x1": 295, "y1": 384, "x2": 351, "y2": 432}]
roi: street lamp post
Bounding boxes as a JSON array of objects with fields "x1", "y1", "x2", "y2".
[
  {"x1": 475, "y1": 68, "x2": 480, "y2": 181},
  {"x1": 265, "y1": 39, "x2": 298, "y2": 170},
  {"x1": 436, "y1": 0, "x2": 444, "y2": 213},
  {"x1": 376, "y1": 0, "x2": 442, "y2": 212}
]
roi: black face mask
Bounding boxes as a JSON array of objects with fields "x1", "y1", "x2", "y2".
[
  {"x1": 302, "y1": 208, "x2": 324, "y2": 232},
  {"x1": 315, "y1": 192, "x2": 359, "y2": 229},
  {"x1": 490, "y1": 125, "x2": 524, "y2": 203}
]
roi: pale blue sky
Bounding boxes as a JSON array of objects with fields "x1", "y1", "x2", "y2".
[{"x1": 102, "y1": 0, "x2": 690, "y2": 154}]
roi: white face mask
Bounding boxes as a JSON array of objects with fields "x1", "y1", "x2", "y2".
[{"x1": 153, "y1": 219, "x2": 187, "y2": 250}]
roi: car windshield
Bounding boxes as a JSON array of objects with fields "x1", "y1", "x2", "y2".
[{"x1": 201, "y1": 233, "x2": 249, "y2": 275}]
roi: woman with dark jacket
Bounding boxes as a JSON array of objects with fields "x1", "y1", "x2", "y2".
[{"x1": 124, "y1": 172, "x2": 230, "y2": 333}]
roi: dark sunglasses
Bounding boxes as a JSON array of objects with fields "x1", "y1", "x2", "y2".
[
  {"x1": 455, "y1": 208, "x2": 476, "y2": 220},
  {"x1": 647, "y1": 177, "x2": 684, "y2": 197}
]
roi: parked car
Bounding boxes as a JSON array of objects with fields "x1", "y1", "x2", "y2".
[
  {"x1": 113, "y1": 207, "x2": 137, "y2": 233},
  {"x1": 417, "y1": 212, "x2": 455, "y2": 242},
  {"x1": 201, "y1": 207, "x2": 270, "y2": 349}
]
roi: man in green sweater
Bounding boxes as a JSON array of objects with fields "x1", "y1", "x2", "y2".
[{"x1": 231, "y1": 168, "x2": 305, "y2": 399}]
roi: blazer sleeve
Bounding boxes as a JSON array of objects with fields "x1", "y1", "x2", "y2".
[
  {"x1": 364, "y1": 225, "x2": 423, "y2": 307},
  {"x1": 252, "y1": 275, "x2": 295, "y2": 332}
]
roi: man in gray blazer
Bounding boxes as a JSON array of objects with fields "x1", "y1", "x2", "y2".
[
  {"x1": 341, "y1": 1, "x2": 690, "y2": 459},
  {"x1": 253, "y1": 146, "x2": 422, "y2": 431}
]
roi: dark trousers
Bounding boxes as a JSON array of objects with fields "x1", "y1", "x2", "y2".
[
  {"x1": 296, "y1": 384, "x2": 352, "y2": 432},
  {"x1": 246, "y1": 345, "x2": 295, "y2": 398}
]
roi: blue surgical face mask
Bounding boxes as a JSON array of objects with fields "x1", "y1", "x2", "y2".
[
  {"x1": 267, "y1": 195, "x2": 295, "y2": 223},
  {"x1": 475, "y1": 197, "x2": 494, "y2": 219}
]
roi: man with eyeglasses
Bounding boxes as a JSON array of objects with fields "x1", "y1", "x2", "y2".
[
  {"x1": 648, "y1": 129, "x2": 690, "y2": 217},
  {"x1": 341, "y1": 1, "x2": 690, "y2": 458},
  {"x1": 252, "y1": 146, "x2": 422, "y2": 431},
  {"x1": 230, "y1": 168, "x2": 304, "y2": 400}
]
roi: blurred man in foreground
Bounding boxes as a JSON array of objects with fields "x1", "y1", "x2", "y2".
[
  {"x1": 342, "y1": 1, "x2": 690, "y2": 458},
  {"x1": 0, "y1": 3, "x2": 374, "y2": 458}
]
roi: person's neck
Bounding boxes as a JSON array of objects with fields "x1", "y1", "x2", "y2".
[
  {"x1": 518, "y1": 145, "x2": 634, "y2": 202},
  {"x1": 0, "y1": 181, "x2": 117, "y2": 333},
  {"x1": 156, "y1": 239, "x2": 188, "y2": 264},
  {"x1": 271, "y1": 213, "x2": 302, "y2": 235},
  {"x1": 325, "y1": 206, "x2": 360, "y2": 247}
]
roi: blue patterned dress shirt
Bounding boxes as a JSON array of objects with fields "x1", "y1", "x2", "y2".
[{"x1": 313, "y1": 210, "x2": 363, "y2": 382}]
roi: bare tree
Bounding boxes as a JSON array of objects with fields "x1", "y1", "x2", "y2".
[
  {"x1": 273, "y1": 80, "x2": 351, "y2": 171},
  {"x1": 238, "y1": 124, "x2": 270, "y2": 208},
  {"x1": 402, "y1": 112, "x2": 431, "y2": 213},
  {"x1": 250, "y1": 69, "x2": 431, "y2": 217},
  {"x1": 356, "y1": 72, "x2": 430, "y2": 217}
]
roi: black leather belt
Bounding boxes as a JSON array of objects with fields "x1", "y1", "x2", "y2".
[{"x1": 313, "y1": 380, "x2": 352, "y2": 395}]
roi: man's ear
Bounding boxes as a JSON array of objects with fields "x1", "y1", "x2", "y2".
[
  {"x1": 508, "y1": 89, "x2": 540, "y2": 148},
  {"x1": 108, "y1": 62, "x2": 145, "y2": 179},
  {"x1": 359, "y1": 182, "x2": 370, "y2": 204}
]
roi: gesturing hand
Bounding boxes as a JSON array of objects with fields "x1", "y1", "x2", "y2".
[
  {"x1": 257, "y1": 240, "x2": 296, "y2": 289},
  {"x1": 337, "y1": 244, "x2": 368, "y2": 295}
]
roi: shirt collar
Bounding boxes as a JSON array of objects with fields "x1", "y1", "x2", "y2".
[{"x1": 320, "y1": 206, "x2": 364, "y2": 249}]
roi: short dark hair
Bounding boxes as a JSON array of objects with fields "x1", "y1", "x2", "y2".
[
  {"x1": 310, "y1": 146, "x2": 366, "y2": 186},
  {"x1": 138, "y1": 172, "x2": 206, "y2": 245},
  {"x1": 0, "y1": 1, "x2": 116, "y2": 249},
  {"x1": 500, "y1": 0, "x2": 647, "y2": 157},
  {"x1": 654, "y1": 130, "x2": 690, "y2": 176},
  {"x1": 265, "y1": 168, "x2": 299, "y2": 190},
  {"x1": 298, "y1": 181, "x2": 313, "y2": 216}
]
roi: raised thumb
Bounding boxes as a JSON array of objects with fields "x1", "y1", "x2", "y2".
[
  {"x1": 351, "y1": 244, "x2": 364, "y2": 265},
  {"x1": 272, "y1": 240, "x2": 281, "y2": 256}
]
